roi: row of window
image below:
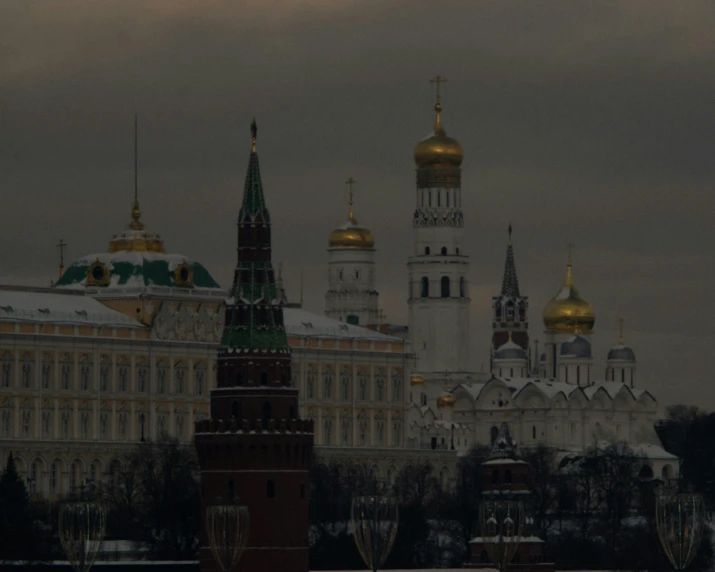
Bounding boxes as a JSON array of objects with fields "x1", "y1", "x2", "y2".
[
  {"x1": 0, "y1": 359, "x2": 206, "y2": 396},
  {"x1": 419, "y1": 276, "x2": 466, "y2": 298},
  {"x1": 419, "y1": 188, "x2": 460, "y2": 208},
  {"x1": 423, "y1": 246, "x2": 460, "y2": 256},
  {"x1": 0, "y1": 407, "x2": 194, "y2": 442},
  {"x1": 319, "y1": 418, "x2": 402, "y2": 447},
  {"x1": 303, "y1": 372, "x2": 402, "y2": 402}
]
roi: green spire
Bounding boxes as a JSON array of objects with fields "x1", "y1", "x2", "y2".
[
  {"x1": 501, "y1": 224, "x2": 521, "y2": 298},
  {"x1": 239, "y1": 118, "x2": 269, "y2": 221}
]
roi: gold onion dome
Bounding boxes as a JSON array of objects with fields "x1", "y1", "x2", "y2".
[
  {"x1": 437, "y1": 393, "x2": 456, "y2": 408},
  {"x1": 410, "y1": 373, "x2": 425, "y2": 386},
  {"x1": 413, "y1": 101, "x2": 463, "y2": 169},
  {"x1": 543, "y1": 259, "x2": 595, "y2": 334},
  {"x1": 328, "y1": 182, "x2": 375, "y2": 249}
]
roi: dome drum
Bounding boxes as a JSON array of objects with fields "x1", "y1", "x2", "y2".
[{"x1": 416, "y1": 168, "x2": 461, "y2": 190}]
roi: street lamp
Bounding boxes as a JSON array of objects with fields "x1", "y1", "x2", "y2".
[
  {"x1": 59, "y1": 502, "x2": 106, "y2": 572},
  {"x1": 656, "y1": 492, "x2": 705, "y2": 570},
  {"x1": 478, "y1": 498, "x2": 524, "y2": 571},
  {"x1": 351, "y1": 488, "x2": 399, "y2": 572},
  {"x1": 205, "y1": 502, "x2": 250, "y2": 572}
]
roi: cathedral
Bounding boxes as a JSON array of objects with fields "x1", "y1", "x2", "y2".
[{"x1": 0, "y1": 81, "x2": 677, "y2": 499}]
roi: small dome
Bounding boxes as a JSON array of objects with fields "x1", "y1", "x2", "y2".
[
  {"x1": 543, "y1": 261, "x2": 595, "y2": 334},
  {"x1": 607, "y1": 344, "x2": 636, "y2": 362},
  {"x1": 410, "y1": 374, "x2": 425, "y2": 386},
  {"x1": 437, "y1": 394, "x2": 456, "y2": 408},
  {"x1": 328, "y1": 214, "x2": 374, "y2": 249},
  {"x1": 560, "y1": 335, "x2": 592, "y2": 358},
  {"x1": 494, "y1": 340, "x2": 527, "y2": 361},
  {"x1": 413, "y1": 103, "x2": 463, "y2": 169}
]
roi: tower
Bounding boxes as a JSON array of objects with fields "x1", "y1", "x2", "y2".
[
  {"x1": 492, "y1": 225, "x2": 529, "y2": 351},
  {"x1": 325, "y1": 177, "x2": 379, "y2": 326},
  {"x1": 195, "y1": 121, "x2": 313, "y2": 572},
  {"x1": 408, "y1": 76, "x2": 471, "y2": 381},
  {"x1": 541, "y1": 251, "x2": 595, "y2": 384},
  {"x1": 606, "y1": 319, "x2": 637, "y2": 386}
]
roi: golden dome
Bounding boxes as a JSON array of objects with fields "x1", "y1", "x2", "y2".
[
  {"x1": 328, "y1": 183, "x2": 374, "y2": 249},
  {"x1": 543, "y1": 260, "x2": 595, "y2": 334},
  {"x1": 414, "y1": 102, "x2": 463, "y2": 169},
  {"x1": 410, "y1": 374, "x2": 425, "y2": 386},
  {"x1": 437, "y1": 394, "x2": 456, "y2": 408}
]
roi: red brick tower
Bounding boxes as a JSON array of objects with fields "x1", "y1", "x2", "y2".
[
  {"x1": 491, "y1": 225, "x2": 529, "y2": 353},
  {"x1": 195, "y1": 120, "x2": 313, "y2": 572}
]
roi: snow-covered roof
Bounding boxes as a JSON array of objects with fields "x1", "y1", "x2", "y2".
[
  {"x1": 284, "y1": 308, "x2": 402, "y2": 342},
  {"x1": 0, "y1": 287, "x2": 141, "y2": 327}
]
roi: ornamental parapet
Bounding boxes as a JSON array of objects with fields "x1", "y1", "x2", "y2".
[{"x1": 194, "y1": 417, "x2": 314, "y2": 435}]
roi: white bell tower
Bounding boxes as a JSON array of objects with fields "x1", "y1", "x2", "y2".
[{"x1": 408, "y1": 76, "x2": 471, "y2": 390}]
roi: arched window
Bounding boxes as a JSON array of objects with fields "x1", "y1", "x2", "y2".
[
  {"x1": 424, "y1": 246, "x2": 430, "y2": 255},
  {"x1": 437, "y1": 191, "x2": 441, "y2": 207},
  {"x1": 266, "y1": 479, "x2": 275, "y2": 499},
  {"x1": 339, "y1": 270, "x2": 343, "y2": 280},
  {"x1": 505, "y1": 470, "x2": 512, "y2": 484},
  {"x1": 506, "y1": 300, "x2": 515, "y2": 320},
  {"x1": 456, "y1": 246, "x2": 460, "y2": 255},
  {"x1": 441, "y1": 246, "x2": 447, "y2": 255},
  {"x1": 421, "y1": 277, "x2": 429, "y2": 298},
  {"x1": 532, "y1": 426, "x2": 536, "y2": 439},
  {"x1": 441, "y1": 276, "x2": 450, "y2": 298},
  {"x1": 446, "y1": 192, "x2": 450, "y2": 207},
  {"x1": 459, "y1": 277, "x2": 465, "y2": 298},
  {"x1": 260, "y1": 372, "x2": 268, "y2": 385},
  {"x1": 262, "y1": 402, "x2": 271, "y2": 430}
]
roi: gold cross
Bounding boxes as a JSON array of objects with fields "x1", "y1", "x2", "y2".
[
  {"x1": 345, "y1": 177, "x2": 356, "y2": 218},
  {"x1": 57, "y1": 238, "x2": 67, "y2": 278},
  {"x1": 430, "y1": 75, "x2": 447, "y2": 104}
]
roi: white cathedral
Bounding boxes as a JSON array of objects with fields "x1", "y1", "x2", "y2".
[{"x1": 322, "y1": 86, "x2": 677, "y2": 480}]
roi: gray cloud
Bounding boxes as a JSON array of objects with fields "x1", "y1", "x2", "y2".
[{"x1": 1, "y1": 0, "x2": 714, "y2": 411}]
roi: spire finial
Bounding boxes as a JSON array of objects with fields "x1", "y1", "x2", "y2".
[
  {"x1": 618, "y1": 318, "x2": 624, "y2": 345},
  {"x1": 130, "y1": 114, "x2": 144, "y2": 231},
  {"x1": 564, "y1": 243, "x2": 575, "y2": 286},
  {"x1": 429, "y1": 75, "x2": 447, "y2": 133},
  {"x1": 250, "y1": 118, "x2": 257, "y2": 153},
  {"x1": 345, "y1": 177, "x2": 357, "y2": 221},
  {"x1": 507, "y1": 331, "x2": 513, "y2": 342},
  {"x1": 57, "y1": 238, "x2": 67, "y2": 278}
]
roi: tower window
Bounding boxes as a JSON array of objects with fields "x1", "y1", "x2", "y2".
[
  {"x1": 355, "y1": 270, "x2": 359, "y2": 279},
  {"x1": 267, "y1": 479, "x2": 275, "y2": 499},
  {"x1": 339, "y1": 270, "x2": 343, "y2": 280},
  {"x1": 441, "y1": 246, "x2": 447, "y2": 255},
  {"x1": 459, "y1": 276, "x2": 465, "y2": 298},
  {"x1": 446, "y1": 192, "x2": 450, "y2": 207},
  {"x1": 428, "y1": 191, "x2": 432, "y2": 207},
  {"x1": 532, "y1": 426, "x2": 536, "y2": 439},
  {"x1": 424, "y1": 246, "x2": 430, "y2": 255},
  {"x1": 437, "y1": 191, "x2": 441, "y2": 207},
  {"x1": 456, "y1": 246, "x2": 460, "y2": 255},
  {"x1": 492, "y1": 470, "x2": 499, "y2": 484},
  {"x1": 440, "y1": 276, "x2": 450, "y2": 298},
  {"x1": 505, "y1": 470, "x2": 512, "y2": 484},
  {"x1": 421, "y1": 277, "x2": 429, "y2": 298}
]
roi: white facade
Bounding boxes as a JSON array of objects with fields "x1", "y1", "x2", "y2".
[{"x1": 325, "y1": 246, "x2": 379, "y2": 326}]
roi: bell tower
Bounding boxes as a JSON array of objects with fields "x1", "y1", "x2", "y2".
[
  {"x1": 408, "y1": 76, "x2": 471, "y2": 385},
  {"x1": 195, "y1": 120, "x2": 313, "y2": 572}
]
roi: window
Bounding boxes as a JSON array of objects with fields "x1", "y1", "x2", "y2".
[
  {"x1": 505, "y1": 470, "x2": 512, "y2": 484},
  {"x1": 118, "y1": 413, "x2": 127, "y2": 440},
  {"x1": 323, "y1": 367, "x2": 333, "y2": 399},
  {"x1": 99, "y1": 357, "x2": 109, "y2": 392},
  {"x1": 22, "y1": 361, "x2": 32, "y2": 389},
  {"x1": 376, "y1": 372, "x2": 385, "y2": 401},
  {"x1": 355, "y1": 270, "x2": 359, "y2": 279},
  {"x1": 377, "y1": 421, "x2": 385, "y2": 446},
  {"x1": 441, "y1": 276, "x2": 450, "y2": 298},
  {"x1": 506, "y1": 301, "x2": 515, "y2": 321},
  {"x1": 342, "y1": 419, "x2": 351, "y2": 445},
  {"x1": 339, "y1": 270, "x2": 343, "y2": 280},
  {"x1": 176, "y1": 415, "x2": 185, "y2": 441},
  {"x1": 307, "y1": 368, "x2": 315, "y2": 399},
  {"x1": 261, "y1": 402, "x2": 271, "y2": 430},
  {"x1": 118, "y1": 362, "x2": 128, "y2": 392},
  {"x1": 391, "y1": 371, "x2": 402, "y2": 402},
  {"x1": 42, "y1": 410, "x2": 51, "y2": 438},
  {"x1": 61, "y1": 363, "x2": 72, "y2": 390},
  {"x1": 1, "y1": 357, "x2": 13, "y2": 388},
  {"x1": 30, "y1": 463, "x2": 38, "y2": 493},
  {"x1": 22, "y1": 410, "x2": 31, "y2": 437},
  {"x1": 157, "y1": 366, "x2": 167, "y2": 394},
  {"x1": 81, "y1": 412, "x2": 90, "y2": 439},
  {"x1": 358, "y1": 421, "x2": 367, "y2": 446},
  {"x1": 100, "y1": 413, "x2": 109, "y2": 440},
  {"x1": 267, "y1": 479, "x2": 275, "y2": 499},
  {"x1": 90, "y1": 463, "x2": 97, "y2": 484},
  {"x1": 70, "y1": 462, "x2": 78, "y2": 491},
  {"x1": 42, "y1": 355, "x2": 52, "y2": 390},
  {"x1": 175, "y1": 366, "x2": 186, "y2": 395},
  {"x1": 1, "y1": 409, "x2": 12, "y2": 438},
  {"x1": 50, "y1": 463, "x2": 58, "y2": 495},
  {"x1": 62, "y1": 411, "x2": 71, "y2": 439},
  {"x1": 441, "y1": 246, "x2": 447, "y2": 255},
  {"x1": 460, "y1": 276, "x2": 466, "y2": 298},
  {"x1": 137, "y1": 363, "x2": 148, "y2": 393},
  {"x1": 324, "y1": 419, "x2": 332, "y2": 445},
  {"x1": 424, "y1": 246, "x2": 430, "y2": 255},
  {"x1": 158, "y1": 414, "x2": 167, "y2": 436},
  {"x1": 358, "y1": 372, "x2": 368, "y2": 401},
  {"x1": 341, "y1": 369, "x2": 350, "y2": 401},
  {"x1": 421, "y1": 277, "x2": 429, "y2": 298},
  {"x1": 195, "y1": 367, "x2": 205, "y2": 395},
  {"x1": 532, "y1": 425, "x2": 536, "y2": 439},
  {"x1": 392, "y1": 421, "x2": 402, "y2": 445}
]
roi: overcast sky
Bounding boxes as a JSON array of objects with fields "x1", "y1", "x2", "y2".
[{"x1": 1, "y1": 1, "x2": 714, "y2": 411}]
